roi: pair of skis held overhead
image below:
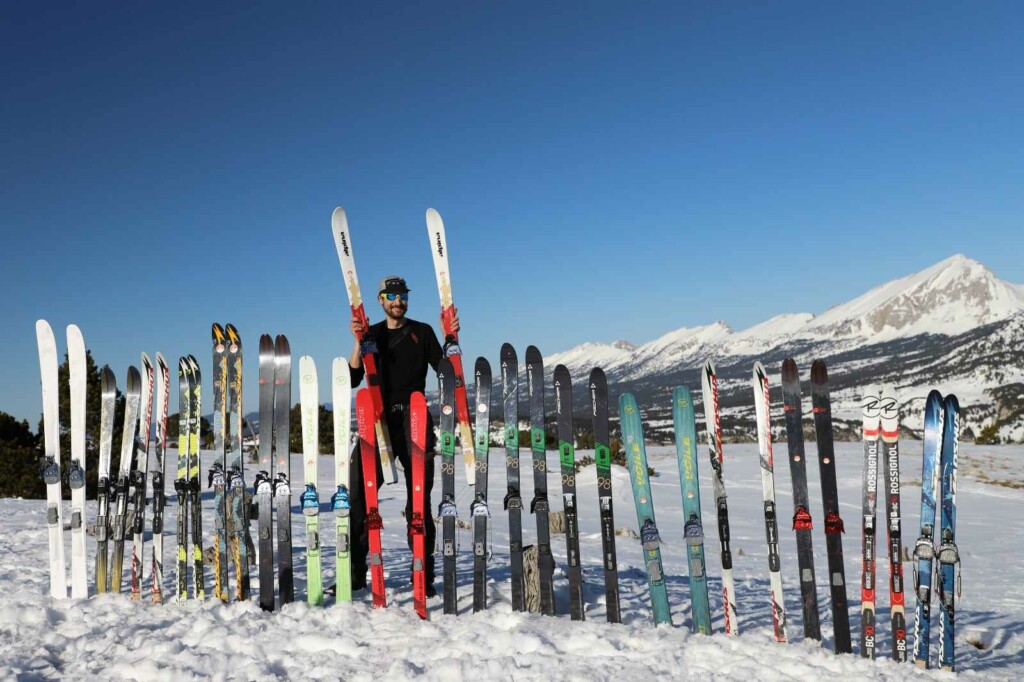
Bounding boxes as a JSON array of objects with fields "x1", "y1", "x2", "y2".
[{"x1": 331, "y1": 206, "x2": 477, "y2": 488}]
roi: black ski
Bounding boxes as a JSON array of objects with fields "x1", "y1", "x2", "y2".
[
  {"x1": 471, "y1": 358, "x2": 492, "y2": 612},
  {"x1": 500, "y1": 344, "x2": 526, "y2": 612},
  {"x1": 273, "y1": 335, "x2": 294, "y2": 604},
  {"x1": 256, "y1": 334, "x2": 276, "y2": 611},
  {"x1": 781, "y1": 358, "x2": 822, "y2": 641},
  {"x1": 186, "y1": 356, "x2": 205, "y2": 599},
  {"x1": 810, "y1": 360, "x2": 852, "y2": 654},
  {"x1": 437, "y1": 358, "x2": 459, "y2": 615},
  {"x1": 589, "y1": 368, "x2": 620, "y2": 623},
  {"x1": 526, "y1": 346, "x2": 555, "y2": 615},
  {"x1": 554, "y1": 364, "x2": 584, "y2": 621}
]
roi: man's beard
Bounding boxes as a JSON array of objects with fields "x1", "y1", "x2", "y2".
[{"x1": 384, "y1": 305, "x2": 407, "y2": 321}]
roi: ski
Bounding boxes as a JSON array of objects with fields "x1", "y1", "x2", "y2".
[
  {"x1": 331, "y1": 207, "x2": 398, "y2": 484},
  {"x1": 880, "y1": 386, "x2": 907, "y2": 661},
  {"x1": 96, "y1": 366, "x2": 116, "y2": 595},
  {"x1": 299, "y1": 355, "x2": 323, "y2": 606},
  {"x1": 589, "y1": 368, "x2": 620, "y2": 624},
  {"x1": 225, "y1": 324, "x2": 250, "y2": 601},
  {"x1": 410, "y1": 391, "x2": 429, "y2": 620},
  {"x1": 186, "y1": 355, "x2": 205, "y2": 599},
  {"x1": 150, "y1": 352, "x2": 170, "y2": 603},
  {"x1": 912, "y1": 390, "x2": 943, "y2": 668},
  {"x1": 131, "y1": 353, "x2": 154, "y2": 601},
  {"x1": 175, "y1": 359, "x2": 191, "y2": 601},
  {"x1": 700, "y1": 361, "x2": 738, "y2": 635},
  {"x1": 210, "y1": 323, "x2": 230, "y2": 602},
  {"x1": 809, "y1": 360, "x2": 852, "y2": 653},
  {"x1": 425, "y1": 208, "x2": 476, "y2": 485},
  {"x1": 500, "y1": 344, "x2": 526, "y2": 612},
  {"x1": 937, "y1": 394, "x2": 961, "y2": 672},
  {"x1": 860, "y1": 385, "x2": 881, "y2": 659},
  {"x1": 780, "y1": 359, "x2": 821, "y2": 642},
  {"x1": 273, "y1": 336, "x2": 293, "y2": 605},
  {"x1": 554, "y1": 364, "x2": 584, "y2": 621},
  {"x1": 332, "y1": 357, "x2": 353, "y2": 604},
  {"x1": 35, "y1": 320, "x2": 66, "y2": 599},
  {"x1": 472, "y1": 358, "x2": 492, "y2": 613},
  {"x1": 110, "y1": 366, "x2": 141, "y2": 594},
  {"x1": 526, "y1": 346, "x2": 555, "y2": 615},
  {"x1": 256, "y1": 335, "x2": 276, "y2": 611},
  {"x1": 618, "y1": 392, "x2": 671, "y2": 626},
  {"x1": 437, "y1": 358, "x2": 459, "y2": 615},
  {"x1": 751, "y1": 361, "x2": 788, "y2": 643},
  {"x1": 67, "y1": 325, "x2": 88, "y2": 598},
  {"x1": 357, "y1": 387, "x2": 387, "y2": 608},
  {"x1": 672, "y1": 386, "x2": 711, "y2": 635}
]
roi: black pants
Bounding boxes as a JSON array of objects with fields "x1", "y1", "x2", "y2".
[{"x1": 349, "y1": 406, "x2": 436, "y2": 586}]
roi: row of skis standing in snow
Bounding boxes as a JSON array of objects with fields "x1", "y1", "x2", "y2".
[{"x1": 33, "y1": 207, "x2": 960, "y2": 671}]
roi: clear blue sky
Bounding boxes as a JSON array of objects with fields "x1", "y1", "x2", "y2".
[{"x1": 3, "y1": 2, "x2": 1022, "y2": 423}]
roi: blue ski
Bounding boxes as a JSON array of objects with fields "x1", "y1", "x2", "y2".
[
  {"x1": 672, "y1": 387, "x2": 711, "y2": 634},
  {"x1": 912, "y1": 390, "x2": 943, "y2": 668},
  {"x1": 937, "y1": 394, "x2": 961, "y2": 672},
  {"x1": 618, "y1": 392, "x2": 672, "y2": 626}
]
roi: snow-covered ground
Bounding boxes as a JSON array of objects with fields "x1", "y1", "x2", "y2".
[{"x1": 1, "y1": 439, "x2": 1021, "y2": 680}]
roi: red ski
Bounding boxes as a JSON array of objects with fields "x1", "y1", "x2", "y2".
[
  {"x1": 357, "y1": 388, "x2": 387, "y2": 608},
  {"x1": 409, "y1": 391, "x2": 429, "y2": 620}
]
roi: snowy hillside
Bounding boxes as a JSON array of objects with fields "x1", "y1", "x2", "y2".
[
  {"x1": 542, "y1": 255, "x2": 1024, "y2": 440},
  {"x1": 1, "y1": 440, "x2": 1021, "y2": 679}
]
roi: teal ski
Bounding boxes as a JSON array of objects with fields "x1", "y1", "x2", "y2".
[
  {"x1": 619, "y1": 392, "x2": 672, "y2": 626},
  {"x1": 673, "y1": 387, "x2": 712, "y2": 634}
]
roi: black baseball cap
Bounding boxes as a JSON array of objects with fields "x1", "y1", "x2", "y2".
[{"x1": 378, "y1": 276, "x2": 410, "y2": 295}]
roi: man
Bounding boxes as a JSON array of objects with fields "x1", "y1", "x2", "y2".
[{"x1": 347, "y1": 275, "x2": 458, "y2": 597}]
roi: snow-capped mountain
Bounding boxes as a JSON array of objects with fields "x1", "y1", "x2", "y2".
[{"x1": 542, "y1": 254, "x2": 1024, "y2": 442}]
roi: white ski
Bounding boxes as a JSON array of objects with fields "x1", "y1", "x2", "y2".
[
  {"x1": 425, "y1": 208, "x2": 475, "y2": 485},
  {"x1": 751, "y1": 361, "x2": 787, "y2": 643},
  {"x1": 36, "y1": 320, "x2": 66, "y2": 599},
  {"x1": 330, "y1": 207, "x2": 398, "y2": 484},
  {"x1": 67, "y1": 324, "x2": 88, "y2": 598}
]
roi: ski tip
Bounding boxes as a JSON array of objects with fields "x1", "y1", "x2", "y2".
[
  {"x1": 589, "y1": 366, "x2": 606, "y2": 387},
  {"x1": 127, "y1": 365, "x2": 141, "y2": 391},
  {"x1": 35, "y1": 318, "x2": 52, "y2": 336},
  {"x1": 155, "y1": 351, "x2": 168, "y2": 368},
  {"x1": 425, "y1": 207, "x2": 441, "y2": 224},
  {"x1": 275, "y1": 334, "x2": 291, "y2": 355},
  {"x1": 212, "y1": 322, "x2": 226, "y2": 343},
  {"x1": 525, "y1": 345, "x2": 542, "y2": 364},
  {"x1": 781, "y1": 358, "x2": 798, "y2": 383},
  {"x1": 66, "y1": 323, "x2": 83, "y2": 344},
  {"x1": 703, "y1": 358, "x2": 716, "y2": 376},
  {"x1": 944, "y1": 393, "x2": 960, "y2": 414},
  {"x1": 141, "y1": 351, "x2": 153, "y2": 368},
  {"x1": 809, "y1": 358, "x2": 827, "y2": 384},
  {"x1": 553, "y1": 364, "x2": 570, "y2": 383},
  {"x1": 673, "y1": 385, "x2": 693, "y2": 407},
  {"x1": 187, "y1": 354, "x2": 200, "y2": 371},
  {"x1": 101, "y1": 365, "x2": 116, "y2": 392},
  {"x1": 332, "y1": 357, "x2": 351, "y2": 387},
  {"x1": 751, "y1": 360, "x2": 767, "y2": 381},
  {"x1": 225, "y1": 323, "x2": 240, "y2": 344},
  {"x1": 332, "y1": 206, "x2": 347, "y2": 227},
  {"x1": 475, "y1": 356, "x2": 491, "y2": 379}
]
